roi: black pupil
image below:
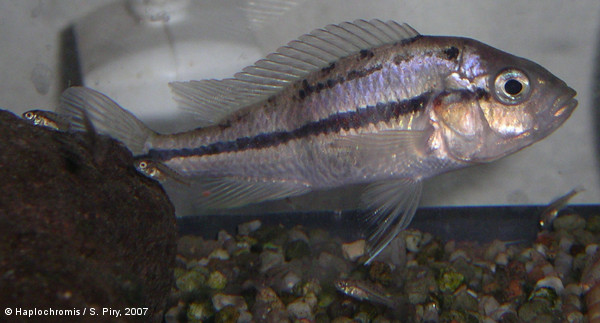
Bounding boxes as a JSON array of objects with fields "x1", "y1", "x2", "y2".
[{"x1": 504, "y1": 79, "x2": 523, "y2": 95}]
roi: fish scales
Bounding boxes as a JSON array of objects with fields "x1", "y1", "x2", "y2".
[
  {"x1": 147, "y1": 37, "x2": 459, "y2": 185},
  {"x1": 57, "y1": 20, "x2": 577, "y2": 263}
]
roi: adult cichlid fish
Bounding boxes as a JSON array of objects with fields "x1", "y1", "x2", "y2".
[{"x1": 57, "y1": 20, "x2": 578, "y2": 263}]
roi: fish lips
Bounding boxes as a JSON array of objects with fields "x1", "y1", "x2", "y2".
[
  {"x1": 551, "y1": 89, "x2": 578, "y2": 120},
  {"x1": 542, "y1": 88, "x2": 578, "y2": 133},
  {"x1": 505, "y1": 88, "x2": 578, "y2": 158}
]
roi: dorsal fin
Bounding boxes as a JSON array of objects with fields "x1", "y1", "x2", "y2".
[
  {"x1": 170, "y1": 19, "x2": 420, "y2": 126},
  {"x1": 240, "y1": 0, "x2": 307, "y2": 30}
]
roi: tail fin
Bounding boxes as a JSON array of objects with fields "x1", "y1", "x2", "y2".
[{"x1": 57, "y1": 87, "x2": 156, "y2": 155}]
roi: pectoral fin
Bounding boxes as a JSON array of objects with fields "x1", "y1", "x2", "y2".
[
  {"x1": 333, "y1": 130, "x2": 427, "y2": 155},
  {"x1": 361, "y1": 178, "x2": 422, "y2": 264}
]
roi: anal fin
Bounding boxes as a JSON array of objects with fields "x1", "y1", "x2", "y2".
[
  {"x1": 361, "y1": 178, "x2": 422, "y2": 264},
  {"x1": 195, "y1": 176, "x2": 311, "y2": 209}
]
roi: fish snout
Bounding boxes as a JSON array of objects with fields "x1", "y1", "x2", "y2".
[{"x1": 551, "y1": 87, "x2": 577, "y2": 119}]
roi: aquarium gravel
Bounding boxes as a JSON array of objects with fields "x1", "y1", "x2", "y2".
[{"x1": 165, "y1": 209, "x2": 600, "y2": 323}]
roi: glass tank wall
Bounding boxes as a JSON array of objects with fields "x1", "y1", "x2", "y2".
[{"x1": 1, "y1": 0, "x2": 597, "y2": 213}]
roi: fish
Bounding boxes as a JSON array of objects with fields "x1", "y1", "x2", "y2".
[
  {"x1": 22, "y1": 109, "x2": 71, "y2": 131},
  {"x1": 134, "y1": 158, "x2": 190, "y2": 185},
  {"x1": 56, "y1": 19, "x2": 578, "y2": 263},
  {"x1": 334, "y1": 279, "x2": 396, "y2": 308},
  {"x1": 539, "y1": 186, "x2": 585, "y2": 230},
  {"x1": 22, "y1": 109, "x2": 184, "y2": 183}
]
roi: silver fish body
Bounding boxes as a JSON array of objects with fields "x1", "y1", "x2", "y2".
[
  {"x1": 57, "y1": 20, "x2": 577, "y2": 262},
  {"x1": 151, "y1": 38, "x2": 454, "y2": 187},
  {"x1": 151, "y1": 36, "x2": 575, "y2": 184}
]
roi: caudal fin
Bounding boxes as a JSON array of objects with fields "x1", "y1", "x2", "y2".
[{"x1": 57, "y1": 87, "x2": 155, "y2": 155}]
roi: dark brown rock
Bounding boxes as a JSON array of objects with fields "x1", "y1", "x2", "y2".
[{"x1": 0, "y1": 110, "x2": 176, "y2": 322}]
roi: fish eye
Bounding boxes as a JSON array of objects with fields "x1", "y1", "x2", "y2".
[
  {"x1": 504, "y1": 79, "x2": 522, "y2": 95},
  {"x1": 138, "y1": 161, "x2": 148, "y2": 169},
  {"x1": 493, "y1": 68, "x2": 531, "y2": 105},
  {"x1": 24, "y1": 112, "x2": 34, "y2": 119}
]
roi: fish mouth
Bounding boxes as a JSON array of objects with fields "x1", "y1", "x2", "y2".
[{"x1": 551, "y1": 88, "x2": 578, "y2": 119}]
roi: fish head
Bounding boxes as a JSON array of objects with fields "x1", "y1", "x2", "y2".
[{"x1": 434, "y1": 38, "x2": 577, "y2": 163}]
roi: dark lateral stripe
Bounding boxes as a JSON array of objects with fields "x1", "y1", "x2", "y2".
[
  {"x1": 148, "y1": 93, "x2": 429, "y2": 160},
  {"x1": 299, "y1": 38, "x2": 425, "y2": 103},
  {"x1": 300, "y1": 64, "x2": 383, "y2": 101}
]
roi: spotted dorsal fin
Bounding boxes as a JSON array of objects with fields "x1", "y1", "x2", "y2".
[{"x1": 170, "y1": 19, "x2": 420, "y2": 126}]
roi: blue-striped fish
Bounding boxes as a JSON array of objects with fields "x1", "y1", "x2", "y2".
[{"x1": 57, "y1": 20, "x2": 577, "y2": 263}]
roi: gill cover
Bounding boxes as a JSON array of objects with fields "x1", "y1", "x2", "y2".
[
  {"x1": 433, "y1": 90, "x2": 489, "y2": 162},
  {"x1": 434, "y1": 51, "x2": 566, "y2": 163}
]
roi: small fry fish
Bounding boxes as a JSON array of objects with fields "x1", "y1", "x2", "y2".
[
  {"x1": 334, "y1": 279, "x2": 395, "y2": 308},
  {"x1": 57, "y1": 19, "x2": 577, "y2": 263},
  {"x1": 134, "y1": 158, "x2": 190, "y2": 185},
  {"x1": 22, "y1": 109, "x2": 71, "y2": 131},
  {"x1": 539, "y1": 186, "x2": 584, "y2": 229}
]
